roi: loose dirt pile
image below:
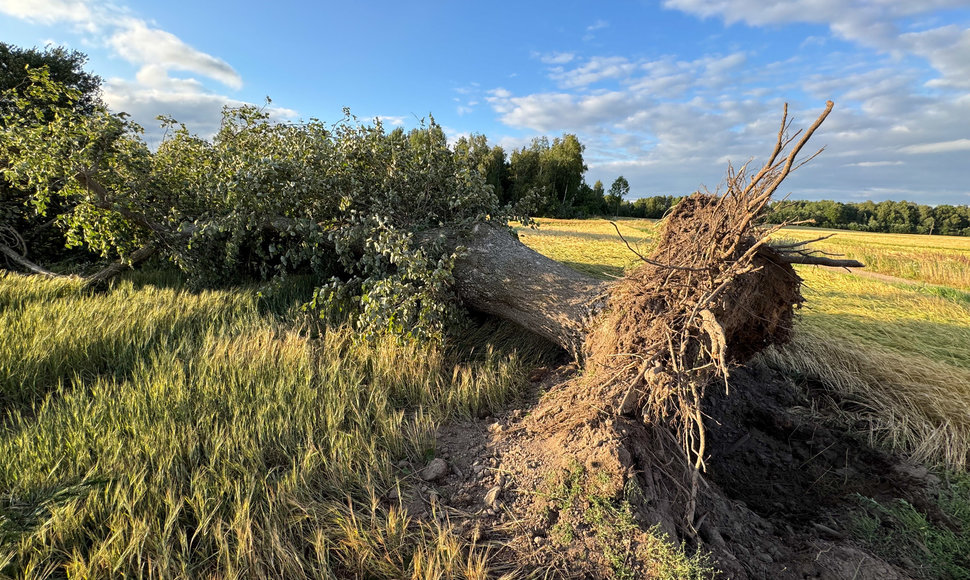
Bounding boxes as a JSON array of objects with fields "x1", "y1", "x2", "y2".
[{"x1": 413, "y1": 362, "x2": 942, "y2": 578}]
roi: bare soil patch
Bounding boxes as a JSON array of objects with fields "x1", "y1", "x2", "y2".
[{"x1": 394, "y1": 361, "x2": 943, "y2": 578}]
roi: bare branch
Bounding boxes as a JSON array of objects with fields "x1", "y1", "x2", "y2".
[
  {"x1": 610, "y1": 222, "x2": 708, "y2": 272},
  {"x1": 0, "y1": 244, "x2": 78, "y2": 279},
  {"x1": 770, "y1": 234, "x2": 835, "y2": 249},
  {"x1": 82, "y1": 244, "x2": 157, "y2": 289},
  {"x1": 779, "y1": 254, "x2": 863, "y2": 268}
]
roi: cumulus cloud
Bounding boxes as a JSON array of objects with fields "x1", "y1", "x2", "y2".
[
  {"x1": 662, "y1": 0, "x2": 970, "y2": 89},
  {"x1": 0, "y1": 0, "x2": 241, "y2": 88},
  {"x1": 0, "y1": 0, "x2": 93, "y2": 27},
  {"x1": 549, "y1": 56, "x2": 640, "y2": 88},
  {"x1": 486, "y1": 35, "x2": 970, "y2": 204},
  {"x1": 0, "y1": 0, "x2": 278, "y2": 141},
  {"x1": 376, "y1": 115, "x2": 406, "y2": 127},
  {"x1": 104, "y1": 76, "x2": 296, "y2": 141},
  {"x1": 108, "y1": 18, "x2": 242, "y2": 89}
]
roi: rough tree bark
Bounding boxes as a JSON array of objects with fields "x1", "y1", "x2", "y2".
[{"x1": 427, "y1": 224, "x2": 608, "y2": 358}]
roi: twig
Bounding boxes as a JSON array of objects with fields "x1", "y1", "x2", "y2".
[
  {"x1": 610, "y1": 222, "x2": 707, "y2": 272},
  {"x1": 778, "y1": 254, "x2": 863, "y2": 268}
]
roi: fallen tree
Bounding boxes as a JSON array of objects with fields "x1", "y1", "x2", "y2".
[
  {"x1": 2, "y1": 68, "x2": 854, "y2": 414},
  {"x1": 440, "y1": 102, "x2": 857, "y2": 362},
  {"x1": 3, "y1": 68, "x2": 854, "y2": 353},
  {"x1": 15, "y1": 69, "x2": 943, "y2": 576}
]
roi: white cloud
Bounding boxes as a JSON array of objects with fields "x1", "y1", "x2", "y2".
[
  {"x1": 587, "y1": 20, "x2": 609, "y2": 31},
  {"x1": 0, "y1": 0, "x2": 93, "y2": 27},
  {"x1": 662, "y1": 0, "x2": 970, "y2": 89},
  {"x1": 375, "y1": 115, "x2": 406, "y2": 127},
  {"x1": 538, "y1": 51, "x2": 576, "y2": 65},
  {"x1": 488, "y1": 90, "x2": 642, "y2": 133},
  {"x1": 845, "y1": 161, "x2": 904, "y2": 167},
  {"x1": 108, "y1": 18, "x2": 242, "y2": 89},
  {"x1": 900, "y1": 139, "x2": 970, "y2": 154},
  {"x1": 0, "y1": 1, "x2": 240, "y2": 92},
  {"x1": 0, "y1": 0, "x2": 271, "y2": 142},
  {"x1": 549, "y1": 56, "x2": 639, "y2": 88},
  {"x1": 104, "y1": 76, "x2": 296, "y2": 141},
  {"x1": 486, "y1": 35, "x2": 970, "y2": 203}
]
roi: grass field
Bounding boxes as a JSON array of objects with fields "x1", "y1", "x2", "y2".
[
  {"x1": 0, "y1": 272, "x2": 545, "y2": 578},
  {"x1": 3, "y1": 218, "x2": 970, "y2": 578},
  {"x1": 774, "y1": 226, "x2": 970, "y2": 291},
  {"x1": 0, "y1": 270, "x2": 707, "y2": 578}
]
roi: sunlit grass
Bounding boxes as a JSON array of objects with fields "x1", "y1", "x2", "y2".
[
  {"x1": 6, "y1": 213, "x2": 969, "y2": 577},
  {"x1": 775, "y1": 226, "x2": 970, "y2": 290},
  {"x1": 0, "y1": 268, "x2": 706, "y2": 578},
  {"x1": 514, "y1": 218, "x2": 655, "y2": 279},
  {"x1": 0, "y1": 271, "x2": 532, "y2": 578}
]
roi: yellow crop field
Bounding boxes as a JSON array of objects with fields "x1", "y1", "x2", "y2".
[{"x1": 775, "y1": 226, "x2": 970, "y2": 290}]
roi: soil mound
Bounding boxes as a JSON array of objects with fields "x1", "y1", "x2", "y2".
[{"x1": 420, "y1": 362, "x2": 938, "y2": 578}]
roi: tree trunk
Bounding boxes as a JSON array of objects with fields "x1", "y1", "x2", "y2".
[
  {"x1": 435, "y1": 220, "x2": 860, "y2": 360},
  {"x1": 428, "y1": 223, "x2": 608, "y2": 358}
]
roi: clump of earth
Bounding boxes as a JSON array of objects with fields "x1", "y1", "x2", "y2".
[{"x1": 395, "y1": 360, "x2": 944, "y2": 578}]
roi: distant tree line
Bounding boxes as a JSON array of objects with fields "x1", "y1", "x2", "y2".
[
  {"x1": 452, "y1": 131, "x2": 970, "y2": 236},
  {"x1": 764, "y1": 199, "x2": 970, "y2": 236},
  {"x1": 451, "y1": 132, "x2": 682, "y2": 219}
]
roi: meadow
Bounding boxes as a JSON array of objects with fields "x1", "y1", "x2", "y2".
[
  {"x1": 2, "y1": 219, "x2": 970, "y2": 578},
  {"x1": 0, "y1": 273, "x2": 545, "y2": 578}
]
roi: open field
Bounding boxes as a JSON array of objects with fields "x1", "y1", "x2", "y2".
[
  {"x1": 773, "y1": 226, "x2": 970, "y2": 291},
  {"x1": 0, "y1": 273, "x2": 545, "y2": 578},
  {"x1": 0, "y1": 271, "x2": 707, "y2": 578},
  {"x1": 3, "y1": 218, "x2": 970, "y2": 578}
]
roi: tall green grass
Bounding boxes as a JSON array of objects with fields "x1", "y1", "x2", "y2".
[{"x1": 0, "y1": 272, "x2": 535, "y2": 578}]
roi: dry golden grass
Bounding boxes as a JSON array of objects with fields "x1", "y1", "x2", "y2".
[
  {"x1": 514, "y1": 219, "x2": 655, "y2": 279},
  {"x1": 0, "y1": 269, "x2": 706, "y2": 578},
  {"x1": 776, "y1": 226, "x2": 970, "y2": 290},
  {"x1": 0, "y1": 271, "x2": 531, "y2": 578}
]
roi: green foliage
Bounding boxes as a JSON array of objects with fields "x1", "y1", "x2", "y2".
[
  {"x1": 1, "y1": 66, "x2": 148, "y2": 260},
  {"x1": 2, "y1": 64, "x2": 519, "y2": 338},
  {"x1": 0, "y1": 43, "x2": 104, "y2": 263},
  {"x1": 508, "y1": 134, "x2": 589, "y2": 217},
  {"x1": 607, "y1": 175, "x2": 630, "y2": 216},
  {"x1": 849, "y1": 473, "x2": 970, "y2": 578},
  {"x1": 768, "y1": 199, "x2": 970, "y2": 236},
  {"x1": 0, "y1": 43, "x2": 101, "y2": 119}
]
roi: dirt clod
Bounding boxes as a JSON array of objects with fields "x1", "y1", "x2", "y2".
[{"x1": 420, "y1": 458, "x2": 449, "y2": 481}]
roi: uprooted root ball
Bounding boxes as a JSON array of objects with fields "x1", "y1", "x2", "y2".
[{"x1": 585, "y1": 192, "x2": 803, "y2": 470}]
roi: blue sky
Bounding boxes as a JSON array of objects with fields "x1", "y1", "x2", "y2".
[{"x1": 2, "y1": 0, "x2": 969, "y2": 204}]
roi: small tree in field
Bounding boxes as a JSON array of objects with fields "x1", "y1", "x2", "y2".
[{"x1": 607, "y1": 175, "x2": 630, "y2": 217}]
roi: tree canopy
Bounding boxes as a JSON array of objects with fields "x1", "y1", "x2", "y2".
[
  {"x1": 1, "y1": 65, "x2": 519, "y2": 339},
  {"x1": 0, "y1": 43, "x2": 103, "y2": 262}
]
